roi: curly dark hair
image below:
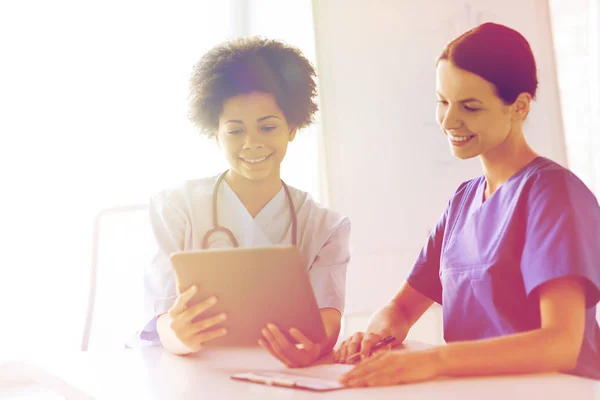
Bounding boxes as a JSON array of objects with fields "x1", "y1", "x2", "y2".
[{"x1": 188, "y1": 37, "x2": 318, "y2": 137}]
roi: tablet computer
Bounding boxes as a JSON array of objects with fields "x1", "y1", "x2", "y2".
[{"x1": 170, "y1": 246, "x2": 327, "y2": 347}]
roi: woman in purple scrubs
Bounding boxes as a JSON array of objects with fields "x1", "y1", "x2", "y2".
[{"x1": 335, "y1": 22, "x2": 600, "y2": 385}]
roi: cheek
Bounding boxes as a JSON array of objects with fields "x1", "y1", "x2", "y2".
[
  {"x1": 485, "y1": 113, "x2": 512, "y2": 138},
  {"x1": 218, "y1": 138, "x2": 240, "y2": 157},
  {"x1": 268, "y1": 131, "x2": 290, "y2": 148},
  {"x1": 272, "y1": 137, "x2": 291, "y2": 160},
  {"x1": 275, "y1": 140, "x2": 288, "y2": 158},
  {"x1": 436, "y1": 106, "x2": 445, "y2": 125},
  {"x1": 460, "y1": 112, "x2": 488, "y2": 134}
]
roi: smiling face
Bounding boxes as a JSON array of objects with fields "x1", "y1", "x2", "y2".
[
  {"x1": 435, "y1": 60, "x2": 527, "y2": 160},
  {"x1": 216, "y1": 92, "x2": 296, "y2": 183}
]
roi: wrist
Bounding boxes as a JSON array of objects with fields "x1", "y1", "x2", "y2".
[
  {"x1": 157, "y1": 314, "x2": 196, "y2": 356},
  {"x1": 316, "y1": 335, "x2": 335, "y2": 358},
  {"x1": 368, "y1": 302, "x2": 408, "y2": 340}
]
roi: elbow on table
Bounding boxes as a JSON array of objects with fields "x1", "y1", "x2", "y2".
[{"x1": 543, "y1": 329, "x2": 582, "y2": 373}]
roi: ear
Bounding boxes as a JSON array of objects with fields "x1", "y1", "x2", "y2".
[
  {"x1": 214, "y1": 131, "x2": 221, "y2": 148},
  {"x1": 288, "y1": 126, "x2": 298, "y2": 142},
  {"x1": 512, "y1": 92, "x2": 532, "y2": 121}
]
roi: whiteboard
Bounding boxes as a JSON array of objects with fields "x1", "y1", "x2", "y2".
[{"x1": 312, "y1": 0, "x2": 566, "y2": 313}]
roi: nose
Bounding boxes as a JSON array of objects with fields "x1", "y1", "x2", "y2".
[
  {"x1": 439, "y1": 105, "x2": 463, "y2": 132},
  {"x1": 242, "y1": 128, "x2": 265, "y2": 149}
]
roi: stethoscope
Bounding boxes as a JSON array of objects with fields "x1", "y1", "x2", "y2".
[{"x1": 201, "y1": 170, "x2": 298, "y2": 249}]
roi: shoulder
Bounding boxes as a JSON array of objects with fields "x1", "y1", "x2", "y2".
[
  {"x1": 287, "y1": 185, "x2": 351, "y2": 234},
  {"x1": 519, "y1": 158, "x2": 598, "y2": 207},
  {"x1": 150, "y1": 175, "x2": 219, "y2": 214}
]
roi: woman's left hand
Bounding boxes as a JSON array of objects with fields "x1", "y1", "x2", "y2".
[
  {"x1": 259, "y1": 323, "x2": 323, "y2": 368},
  {"x1": 339, "y1": 348, "x2": 443, "y2": 387}
]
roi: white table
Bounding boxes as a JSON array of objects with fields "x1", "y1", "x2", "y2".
[{"x1": 1, "y1": 344, "x2": 599, "y2": 399}]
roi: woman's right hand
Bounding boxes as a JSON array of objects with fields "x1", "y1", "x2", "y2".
[
  {"x1": 333, "y1": 302, "x2": 407, "y2": 364},
  {"x1": 160, "y1": 285, "x2": 228, "y2": 354}
]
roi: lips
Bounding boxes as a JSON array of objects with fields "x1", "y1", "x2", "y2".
[
  {"x1": 444, "y1": 130, "x2": 476, "y2": 148},
  {"x1": 239, "y1": 153, "x2": 273, "y2": 164},
  {"x1": 448, "y1": 133, "x2": 475, "y2": 141}
]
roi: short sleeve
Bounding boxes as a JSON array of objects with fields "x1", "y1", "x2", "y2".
[
  {"x1": 406, "y1": 208, "x2": 447, "y2": 305},
  {"x1": 520, "y1": 171, "x2": 600, "y2": 308},
  {"x1": 131, "y1": 192, "x2": 189, "y2": 346},
  {"x1": 308, "y1": 218, "x2": 351, "y2": 313}
]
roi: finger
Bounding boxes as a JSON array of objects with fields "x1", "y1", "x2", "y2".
[
  {"x1": 341, "y1": 333, "x2": 365, "y2": 363},
  {"x1": 334, "y1": 346, "x2": 347, "y2": 363},
  {"x1": 373, "y1": 369, "x2": 418, "y2": 386},
  {"x1": 262, "y1": 326, "x2": 292, "y2": 357},
  {"x1": 340, "y1": 353, "x2": 389, "y2": 383},
  {"x1": 336, "y1": 339, "x2": 353, "y2": 363},
  {"x1": 290, "y1": 328, "x2": 321, "y2": 359},
  {"x1": 266, "y1": 324, "x2": 296, "y2": 353},
  {"x1": 371, "y1": 342, "x2": 393, "y2": 357},
  {"x1": 341, "y1": 332, "x2": 364, "y2": 363},
  {"x1": 190, "y1": 327, "x2": 228, "y2": 348},
  {"x1": 333, "y1": 347, "x2": 340, "y2": 363},
  {"x1": 360, "y1": 333, "x2": 384, "y2": 359},
  {"x1": 260, "y1": 335, "x2": 295, "y2": 367},
  {"x1": 366, "y1": 349, "x2": 389, "y2": 362},
  {"x1": 347, "y1": 370, "x2": 395, "y2": 387},
  {"x1": 289, "y1": 328, "x2": 315, "y2": 349},
  {"x1": 259, "y1": 339, "x2": 293, "y2": 368},
  {"x1": 177, "y1": 296, "x2": 218, "y2": 325},
  {"x1": 333, "y1": 340, "x2": 345, "y2": 363},
  {"x1": 333, "y1": 336, "x2": 352, "y2": 361},
  {"x1": 262, "y1": 327, "x2": 300, "y2": 367},
  {"x1": 179, "y1": 312, "x2": 227, "y2": 340},
  {"x1": 355, "y1": 363, "x2": 408, "y2": 387},
  {"x1": 168, "y1": 285, "x2": 198, "y2": 318},
  {"x1": 339, "y1": 364, "x2": 363, "y2": 385}
]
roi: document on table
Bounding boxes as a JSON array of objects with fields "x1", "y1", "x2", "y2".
[{"x1": 232, "y1": 363, "x2": 355, "y2": 392}]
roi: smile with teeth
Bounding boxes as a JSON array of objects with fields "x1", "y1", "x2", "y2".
[
  {"x1": 449, "y1": 133, "x2": 475, "y2": 142},
  {"x1": 240, "y1": 154, "x2": 272, "y2": 164}
]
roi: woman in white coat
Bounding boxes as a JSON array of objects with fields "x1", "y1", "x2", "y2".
[{"x1": 137, "y1": 37, "x2": 350, "y2": 368}]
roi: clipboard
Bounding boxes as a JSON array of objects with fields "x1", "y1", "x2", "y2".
[
  {"x1": 231, "y1": 364, "x2": 353, "y2": 392},
  {"x1": 231, "y1": 371, "x2": 344, "y2": 391}
]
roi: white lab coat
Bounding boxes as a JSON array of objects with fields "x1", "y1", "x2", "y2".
[{"x1": 136, "y1": 175, "x2": 351, "y2": 345}]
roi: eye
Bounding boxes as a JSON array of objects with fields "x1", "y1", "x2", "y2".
[
  {"x1": 436, "y1": 100, "x2": 448, "y2": 105},
  {"x1": 227, "y1": 129, "x2": 243, "y2": 135},
  {"x1": 464, "y1": 105, "x2": 481, "y2": 112},
  {"x1": 261, "y1": 125, "x2": 277, "y2": 132}
]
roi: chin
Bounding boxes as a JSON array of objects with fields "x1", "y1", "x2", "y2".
[
  {"x1": 242, "y1": 170, "x2": 273, "y2": 181},
  {"x1": 451, "y1": 150, "x2": 480, "y2": 160}
]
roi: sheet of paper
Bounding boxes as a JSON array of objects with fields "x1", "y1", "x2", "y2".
[
  {"x1": 277, "y1": 363, "x2": 354, "y2": 380},
  {"x1": 233, "y1": 363, "x2": 354, "y2": 390}
]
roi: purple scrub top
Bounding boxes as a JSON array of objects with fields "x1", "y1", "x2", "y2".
[{"x1": 408, "y1": 157, "x2": 600, "y2": 379}]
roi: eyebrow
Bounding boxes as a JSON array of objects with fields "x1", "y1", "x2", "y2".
[
  {"x1": 436, "y1": 93, "x2": 483, "y2": 104},
  {"x1": 258, "y1": 115, "x2": 280, "y2": 122},
  {"x1": 224, "y1": 115, "x2": 281, "y2": 124}
]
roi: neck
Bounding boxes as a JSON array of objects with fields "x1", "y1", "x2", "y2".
[
  {"x1": 225, "y1": 169, "x2": 283, "y2": 217},
  {"x1": 479, "y1": 129, "x2": 538, "y2": 199}
]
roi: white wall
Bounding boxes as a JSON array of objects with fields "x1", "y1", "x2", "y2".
[
  {"x1": 241, "y1": 0, "x2": 326, "y2": 201},
  {"x1": 591, "y1": 0, "x2": 600, "y2": 196},
  {"x1": 312, "y1": 0, "x2": 566, "y2": 338},
  {"x1": 549, "y1": 0, "x2": 599, "y2": 195}
]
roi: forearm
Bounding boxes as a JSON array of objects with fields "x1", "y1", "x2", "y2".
[
  {"x1": 435, "y1": 327, "x2": 581, "y2": 377},
  {"x1": 370, "y1": 302, "x2": 412, "y2": 342},
  {"x1": 156, "y1": 313, "x2": 195, "y2": 356},
  {"x1": 319, "y1": 308, "x2": 342, "y2": 355},
  {"x1": 385, "y1": 282, "x2": 434, "y2": 342}
]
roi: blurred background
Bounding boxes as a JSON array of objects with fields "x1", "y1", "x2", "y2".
[{"x1": 0, "y1": 0, "x2": 597, "y2": 355}]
